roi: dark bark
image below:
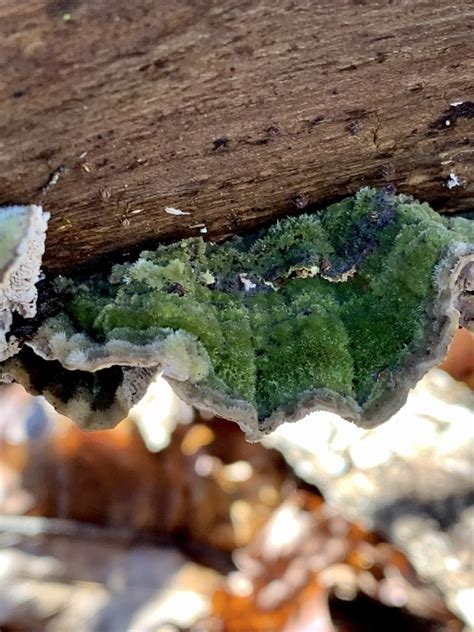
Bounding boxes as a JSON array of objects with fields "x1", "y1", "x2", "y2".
[{"x1": 1, "y1": 0, "x2": 472, "y2": 274}]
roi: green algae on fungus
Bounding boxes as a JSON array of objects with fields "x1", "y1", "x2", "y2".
[{"x1": 0, "y1": 189, "x2": 473, "y2": 439}]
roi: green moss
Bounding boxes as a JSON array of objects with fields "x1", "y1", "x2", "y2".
[
  {"x1": 249, "y1": 278, "x2": 353, "y2": 417},
  {"x1": 321, "y1": 189, "x2": 375, "y2": 252},
  {"x1": 61, "y1": 187, "x2": 471, "y2": 420},
  {"x1": 340, "y1": 219, "x2": 451, "y2": 400},
  {"x1": 250, "y1": 215, "x2": 334, "y2": 279},
  {"x1": 2, "y1": 188, "x2": 472, "y2": 434},
  {"x1": 211, "y1": 294, "x2": 256, "y2": 401}
]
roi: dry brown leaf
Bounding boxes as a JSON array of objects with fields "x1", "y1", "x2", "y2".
[
  {"x1": 1, "y1": 400, "x2": 292, "y2": 553},
  {"x1": 200, "y1": 491, "x2": 463, "y2": 632}
]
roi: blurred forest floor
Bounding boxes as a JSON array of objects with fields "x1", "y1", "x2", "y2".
[{"x1": 0, "y1": 328, "x2": 473, "y2": 632}]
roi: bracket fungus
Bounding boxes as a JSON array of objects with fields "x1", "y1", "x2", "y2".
[
  {"x1": 0, "y1": 189, "x2": 473, "y2": 440},
  {"x1": 0, "y1": 205, "x2": 49, "y2": 362}
]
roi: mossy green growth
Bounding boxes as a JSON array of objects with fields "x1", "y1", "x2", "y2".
[{"x1": 2, "y1": 188, "x2": 473, "y2": 435}]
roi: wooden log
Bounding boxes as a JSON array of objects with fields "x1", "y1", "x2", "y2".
[{"x1": 1, "y1": 0, "x2": 473, "y2": 274}]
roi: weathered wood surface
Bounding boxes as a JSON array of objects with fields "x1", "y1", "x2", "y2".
[{"x1": 0, "y1": 0, "x2": 473, "y2": 274}]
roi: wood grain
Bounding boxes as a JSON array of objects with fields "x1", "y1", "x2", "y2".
[{"x1": 0, "y1": 0, "x2": 473, "y2": 274}]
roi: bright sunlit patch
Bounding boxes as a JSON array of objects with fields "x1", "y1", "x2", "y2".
[{"x1": 130, "y1": 376, "x2": 194, "y2": 452}]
